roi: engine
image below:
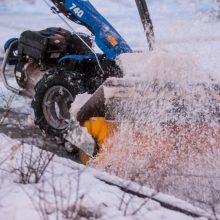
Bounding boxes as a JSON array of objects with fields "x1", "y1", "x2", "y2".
[{"x1": 14, "y1": 27, "x2": 92, "y2": 96}]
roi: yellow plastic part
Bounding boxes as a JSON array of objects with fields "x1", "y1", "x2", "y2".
[{"x1": 80, "y1": 117, "x2": 114, "y2": 164}]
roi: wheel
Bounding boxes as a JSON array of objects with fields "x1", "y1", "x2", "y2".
[{"x1": 32, "y1": 69, "x2": 85, "y2": 137}]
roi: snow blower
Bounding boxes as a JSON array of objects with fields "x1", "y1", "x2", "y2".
[{"x1": 1, "y1": 0, "x2": 219, "y2": 164}]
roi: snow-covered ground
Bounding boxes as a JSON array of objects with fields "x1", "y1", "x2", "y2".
[
  {"x1": 0, "y1": 133, "x2": 208, "y2": 220},
  {"x1": 0, "y1": 0, "x2": 220, "y2": 219}
]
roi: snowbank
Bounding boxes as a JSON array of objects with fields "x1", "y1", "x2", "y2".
[{"x1": 0, "y1": 133, "x2": 201, "y2": 220}]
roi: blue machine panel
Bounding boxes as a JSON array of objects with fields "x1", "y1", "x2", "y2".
[{"x1": 55, "y1": 0, "x2": 133, "y2": 60}]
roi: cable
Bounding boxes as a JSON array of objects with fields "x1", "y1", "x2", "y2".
[{"x1": 42, "y1": 0, "x2": 105, "y2": 74}]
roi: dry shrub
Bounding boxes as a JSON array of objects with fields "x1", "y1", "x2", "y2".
[
  {"x1": 12, "y1": 144, "x2": 54, "y2": 184},
  {"x1": 26, "y1": 168, "x2": 102, "y2": 220}
]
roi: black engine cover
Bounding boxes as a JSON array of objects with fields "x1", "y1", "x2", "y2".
[{"x1": 18, "y1": 27, "x2": 92, "y2": 65}]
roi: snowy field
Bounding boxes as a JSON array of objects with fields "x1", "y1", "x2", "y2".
[
  {"x1": 1, "y1": 133, "x2": 211, "y2": 220},
  {"x1": 0, "y1": 0, "x2": 220, "y2": 219}
]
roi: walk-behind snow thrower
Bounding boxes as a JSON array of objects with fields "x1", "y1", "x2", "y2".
[{"x1": 1, "y1": 0, "x2": 219, "y2": 164}]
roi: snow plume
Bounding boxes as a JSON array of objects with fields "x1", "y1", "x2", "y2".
[
  {"x1": 91, "y1": 51, "x2": 220, "y2": 212},
  {"x1": 117, "y1": 50, "x2": 214, "y2": 84}
]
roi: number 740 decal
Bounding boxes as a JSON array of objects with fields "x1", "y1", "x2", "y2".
[{"x1": 69, "y1": 3, "x2": 84, "y2": 18}]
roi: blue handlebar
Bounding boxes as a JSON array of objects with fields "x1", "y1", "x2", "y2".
[{"x1": 52, "y1": 0, "x2": 132, "y2": 60}]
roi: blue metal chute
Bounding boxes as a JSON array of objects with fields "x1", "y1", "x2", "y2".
[{"x1": 52, "y1": 0, "x2": 132, "y2": 60}]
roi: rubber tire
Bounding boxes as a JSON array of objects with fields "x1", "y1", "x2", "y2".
[{"x1": 32, "y1": 69, "x2": 84, "y2": 137}]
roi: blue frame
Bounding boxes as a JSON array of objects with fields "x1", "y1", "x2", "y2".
[
  {"x1": 61, "y1": 0, "x2": 132, "y2": 60},
  {"x1": 4, "y1": 38, "x2": 18, "y2": 51}
]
